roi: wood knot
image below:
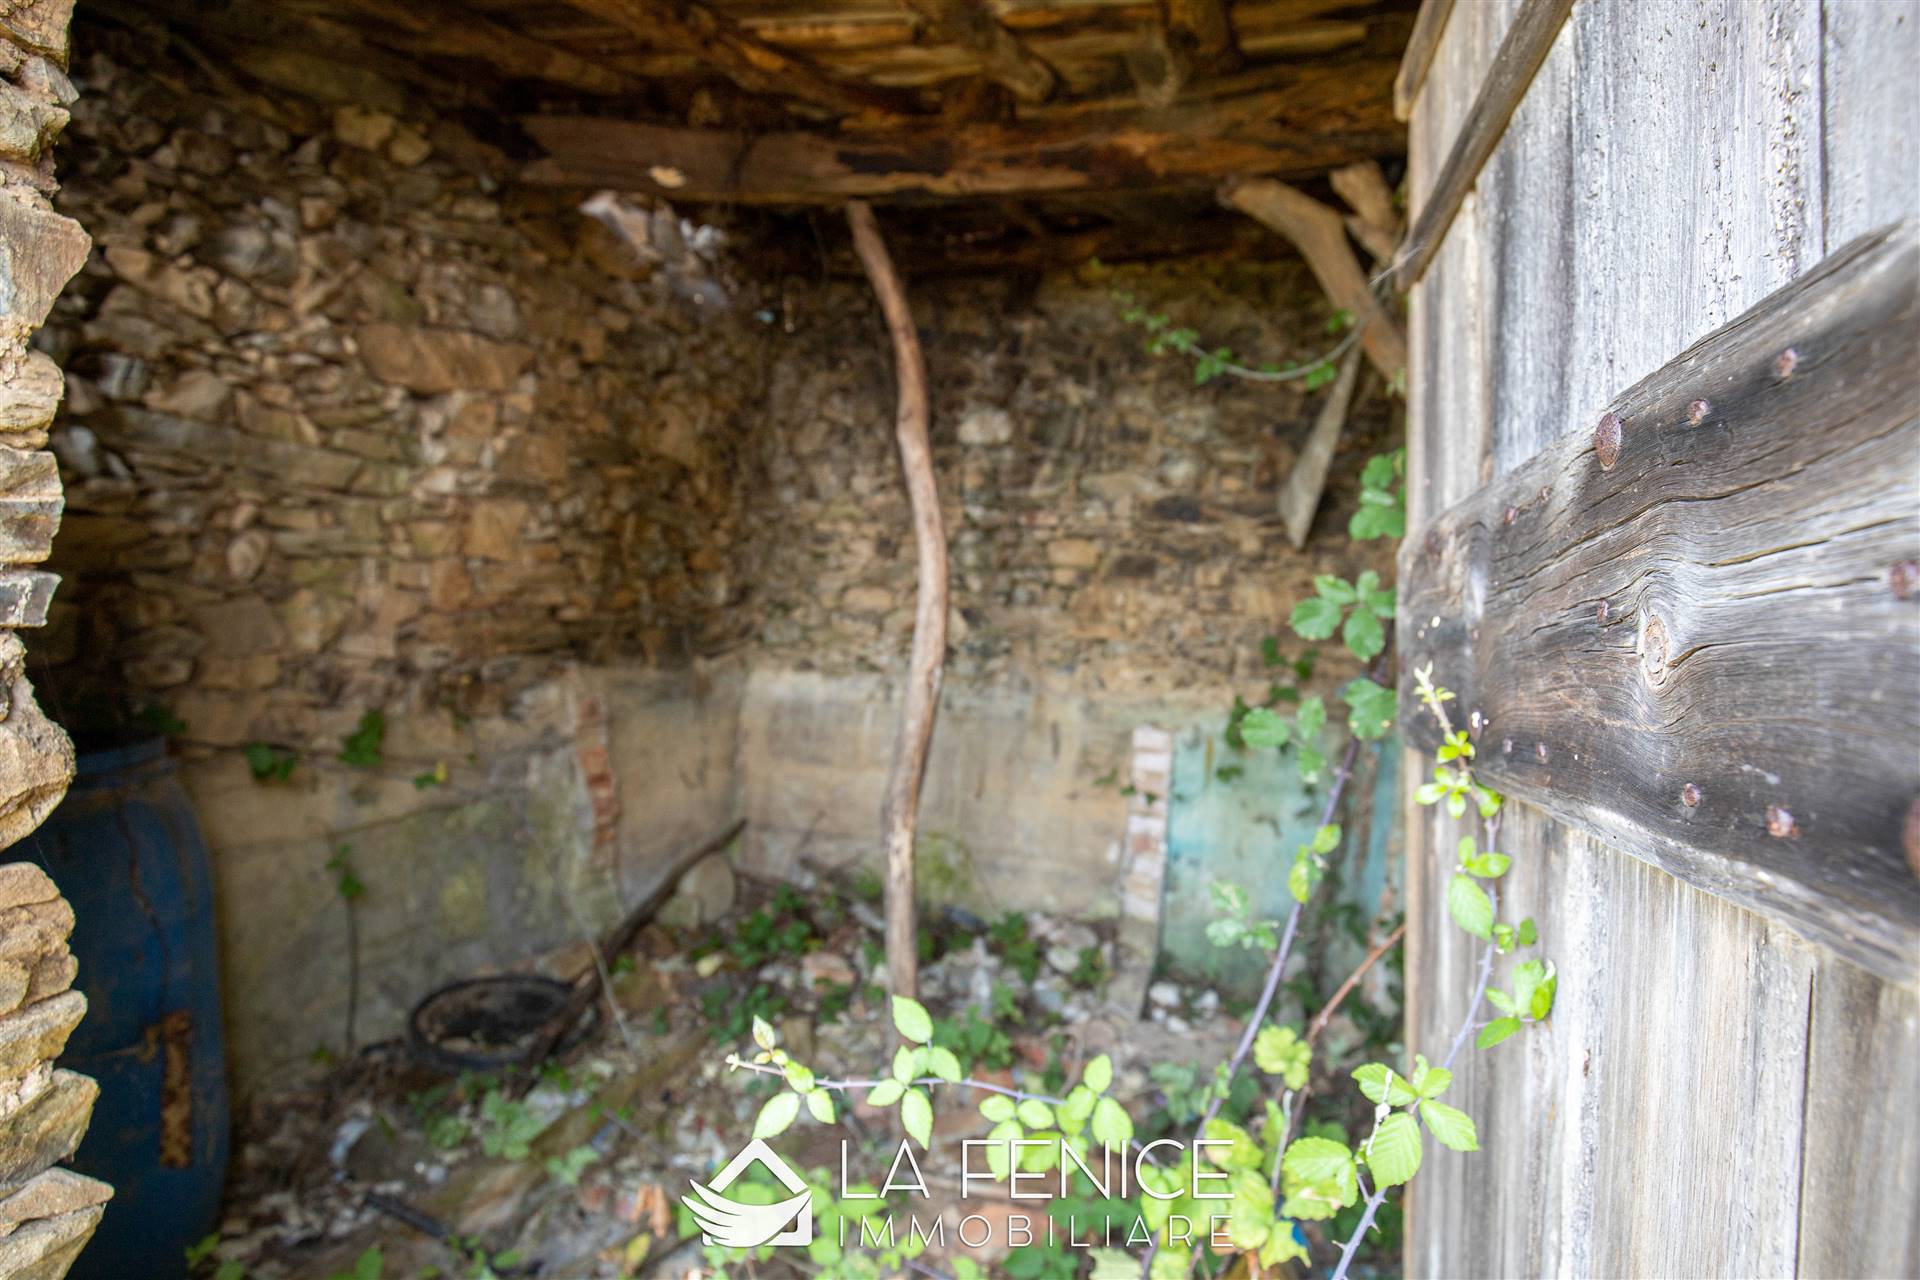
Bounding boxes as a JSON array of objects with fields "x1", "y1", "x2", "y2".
[
  {"x1": 1638, "y1": 614, "x2": 1669, "y2": 687},
  {"x1": 1891, "y1": 559, "x2": 1920, "y2": 601},
  {"x1": 1774, "y1": 347, "x2": 1799, "y2": 380},
  {"x1": 1681, "y1": 782, "x2": 1701, "y2": 808},
  {"x1": 1594, "y1": 411, "x2": 1622, "y2": 470},
  {"x1": 1687, "y1": 398, "x2": 1711, "y2": 426}
]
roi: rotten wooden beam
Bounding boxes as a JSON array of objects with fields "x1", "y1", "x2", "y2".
[
  {"x1": 905, "y1": 0, "x2": 1059, "y2": 103},
  {"x1": 1398, "y1": 221, "x2": 1920, "y2": 983},
  {"x1": 848, "y1": 201, "x2": 948, "y2": 1001},
  {"x1": 520, "y1": 110, "x2": 1403, "y2": 203},
  {"x1": 1392, "y1": 0, "x2": 1455, "y2": 120},
  {"x1": 328, "y1": 0, "x2": 642, "y2": 96},
  {"x1": 1277, "y1": 344, "x2": 1364, "y2": 547},
  {"x1": 1220, "y1": 177, "x2": 1407, "y2": 385},
  {"x1": 561, "y1": 0, "x2": 921, "y2": 117},
  {"x1": 1384, "y1": 0, "x2": 1572, "y2": 290},
  {"x1": 1166, "y1": 0, "x2": 1240, "y2": 71}
]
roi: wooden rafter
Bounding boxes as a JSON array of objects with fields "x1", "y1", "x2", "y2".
[
  {"x1": 560, "y1": 0, "x2": 922, "y2": 117},
  {"x1": 329, "y1": 0, "x2": 641, "y2": 96},
  {"x1": 1166, "y1": 0, "x2": 1240, "y2": 70},
  {"x1": 904, "y1": 0, "x2": 1059, "y2": 103},
  {"x1": 1220, "y1": 177, "x2": 1407, "y2": 384},
  {"x1": 521, "y1": 112, "x2": 1403, "y2": 202},
  {"x1": 1391, "y1": 0, "x2": 1453, "y2": 119}
]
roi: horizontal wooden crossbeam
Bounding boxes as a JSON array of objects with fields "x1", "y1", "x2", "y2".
[
  {"x1": 1398, "y1": 221, "x2": 1920, "y2": 982},
  {"x1": 519, "y1": 104, "x2": 1401, "y2": 202}
]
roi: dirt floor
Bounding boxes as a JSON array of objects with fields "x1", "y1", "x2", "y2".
[{"x1": 199, "y1": 869, "x2": 1392, "y2": 1280}]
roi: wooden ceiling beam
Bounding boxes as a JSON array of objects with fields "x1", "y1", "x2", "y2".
[
  {"x1": 327, "y1": 0, "x2": 643, "y2": 96},
  {"x1": 559, "y1": 0, "x2": 922, "y2": 117},
  {"x1": 903, "y1": 0, "x2": 1060, "y2": 103},
  {"x1": 517, "y1": 110, "x2": 1402, "y2": 202}
]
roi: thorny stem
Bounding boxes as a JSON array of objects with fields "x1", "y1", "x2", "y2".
[
  {"x1": 1330, "y1": 791, "x2": 1504, "y2": 1280},
  {"x1": 726, "y1": 1059, "x2": 1067, "y2": 1108},
  {"x1": 1142, "y1": 704, "x2": 1379, "y2": 1279}
]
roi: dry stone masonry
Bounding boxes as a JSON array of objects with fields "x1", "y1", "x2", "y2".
[{"x1": 0, "y1": 4, "x2": 108, "y2": 1274}]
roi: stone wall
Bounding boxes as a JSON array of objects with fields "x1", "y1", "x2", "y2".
[
  {"x1": 0, "y1": 2, "x2": 110, "y2": 1274},
  {"x1": 33, "y1": 21, "x2": 1402, "y2": 1092},
  {"x1": 734, "y1": 265, "x2": 1400, "y2": 929},
  {"x1": 37, "y1": 30, "x2": 769, "y2": 1092}
]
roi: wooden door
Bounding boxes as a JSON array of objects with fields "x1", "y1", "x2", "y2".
[{"x1": 1400, "y1": 3, "x2": 1919, "y2": 1276}]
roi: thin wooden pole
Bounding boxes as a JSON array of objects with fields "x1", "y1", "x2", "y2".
[{"x1": 847, "y1": 200, "x2": 947, "y2": 1001}]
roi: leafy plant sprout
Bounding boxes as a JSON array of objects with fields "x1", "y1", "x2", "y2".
[
  {"x1": 1113, "y1": 290, "x2": 1367, "y2": 389},
  {"x1": 696, "y1": 447, "x2": 1552, "y2": 1280}
]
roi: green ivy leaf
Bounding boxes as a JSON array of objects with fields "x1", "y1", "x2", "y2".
[
  {"x1": 901, "y1": 1088, "x2": 933, "y2": 1148},
  {"x1": 1312, "y1": 823, "x2": 1341, "y2": 855},
  {"x1": 1289, "y1": 596, "x2": 1343, "y2": 641},
  {"x1": 1016, "y1": 1099, "x2": 1055, "y2": 1129},
  {"x1": 1343, "y1": 678, "x2": 1396, "y2": 740},
  {"x1": 985, "y1": 1119, "x2": 1021, "y2": 1178},
  {"x1": 927, "y1": 1047, "x2": 964, "y2": 1083},
  {"x1": 1420, "y1": 1100, "x2": 1478, "y2": 1152},
  {"x1": 1091, "y1": 1096, "x2": 1133, "y2": 1149},
  {"x1": 1352, "y1": 1063, "x2": 1417, "y2": 1107},
  {"x1": 1518, "y1": 917, "x2": 1539, "y2": 946},
  {"x1": 1514, "y1": 959, "x2": 1558, "y2": 1021},
  {"x1": 1447, "y1": 875, "x2": 1494, "y2": 940},
  {"x1": 1280, "y1": 1136, "x2": 1358, "y2": 1220},
  {"x1": 806, "y1": 1089, "x2": 836, "y2": 1124},
  {"x1": 754, "y1": 1091, "x2": 802, "y2": 1139},
  {"x1": 1477, "y1": 1017, "x2": 1522, "y2": 1049},
  {"x1": 1465, "y1": 852, "x2": 1511, "y2": 878},
  {"x1": 1082, "y1": 1054, "x2": 1114, "y2": 1095},
  {"x1": 1364, "y1": 1112, "x2": 1422, "y2": 1187},
  {"x1": 979, "y1": 1094, "x2": 1016, "y2": 1124},
  {"x1": 1253, "y1": 1025, "x2": 1311, "y2": 1090},
  {"x1": 1059, "y1": 1085, "x2": 1097, "y2": 1133},
  {"x1": 1343, "y1": 604, "x2": 1386, "y2": 662},
  {"x1": 1296, "y1": 696, "x2": 1326, "y2": 740},
  {"x1": 892, "y1": 1045, "x2": 918, "y2": 1083},
  {"x1": 891, "y1": 995, "x2": 934, "y2": 1045},
  {"x1": 1314, "y1": 575, "x2": 1358, "y2": 605},
  {"x1": 867, "y1": 1079, "x2": 905, "y2": 1108},
  {"x1": 1239, "y1": 708, "x2": 1291, "y2": 749}
]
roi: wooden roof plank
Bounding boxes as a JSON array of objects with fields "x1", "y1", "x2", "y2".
[
  {"x1": 558, "y1": 0, "x2": 924, "y2": 115},
  {"x1": 903, "y1": 0, "x2": 1061, "y2": 102}
]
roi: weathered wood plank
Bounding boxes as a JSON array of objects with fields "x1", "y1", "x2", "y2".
[
  {"x1": 1400, "y1": 220, "x2": 1920, "y2": 981},
  {"x1": 901, "y1": 0, "x2": 1059, "y2": 103},
  {"x1": 1391, "y1": 0, "x2": 1452, "y2": 120},
  {"x1": 1406, "y1": 4, "x2": 1916, "y2": 1278},
  {"x1": 559, "y1": 0, "x2": 921, "y2": 116},
  {"x1": 518, "y1": 108, "x2": 1402, "y2": 201},
  {"x1": 1797, "y1": 953, "x2": 1920, "y2": 1277},
  {"x1": 1382, "y1": 0, "x2": 1570, "y2": 292}
]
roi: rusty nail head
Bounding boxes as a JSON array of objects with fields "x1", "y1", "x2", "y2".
[
  {"x1": 1536, "y1": 742, "x2": 1550, "y2": 763},
  {"x1": 1766, "y1": 804, "x2": 1798, "y2": 838},
  {"x1": 1682, "y1": 782, "x2": 1701, "y2": 808},
  {"x1": 1504, "y1": 505, "x2": 1517, "y2": 526},
  {"x1": 1687, "y1": 398, "x2": 1711, "y2": 426},
  {"x1": 1594, "y1": 412, "x2": 1622, "y2": 470},
  {"x1": 1891, "y1": 559, "x2": 1920, "y2": 600},
  {"x1": 1775, "y1": 347, "x2": 1799, "y2": 380}
]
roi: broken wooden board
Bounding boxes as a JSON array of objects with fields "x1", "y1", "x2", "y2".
[
  {"x1": 1398, "y1": 220, "x2": 1920, "y2": 983},
  {"x1": 518, "y1": 68, "x2": 1401, "y2": 201}
]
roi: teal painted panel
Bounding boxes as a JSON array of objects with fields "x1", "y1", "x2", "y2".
[{"x1": 1160, "y1": 724, "x2": 1402, "y2": 997}]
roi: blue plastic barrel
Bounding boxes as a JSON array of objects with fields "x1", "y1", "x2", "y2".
[{"x1": 24, "y1": 737, "x2": 229, "y2": 1280}]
